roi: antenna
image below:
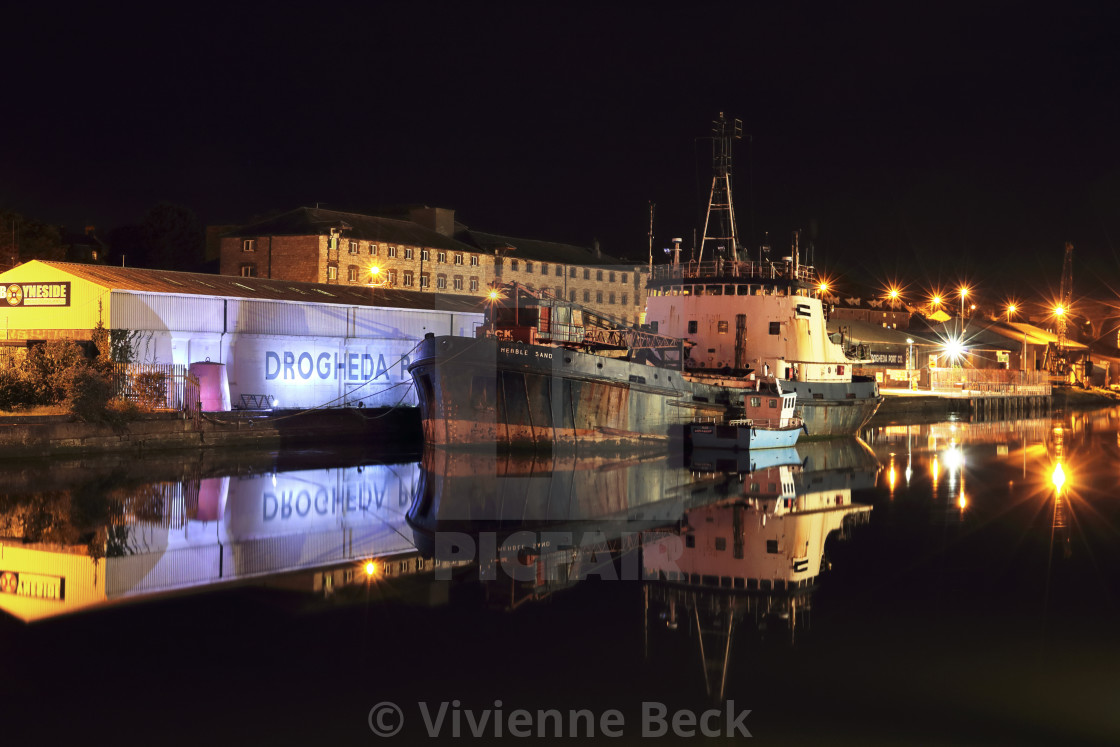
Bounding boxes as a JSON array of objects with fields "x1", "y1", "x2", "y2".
[
  {"x1": 648, "y1": 201, "x2": 655, "y2": 272},
  {"x1": 698, "y1": 112, "x2": 743, "y2": 264}
]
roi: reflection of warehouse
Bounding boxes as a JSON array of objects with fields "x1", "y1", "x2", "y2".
[
  {"x1": 0, "y1": 260, "x2": 483, "y2": 409},
  {"x1": 0, "y1": 462, "x2": 421, "y2": 622}
]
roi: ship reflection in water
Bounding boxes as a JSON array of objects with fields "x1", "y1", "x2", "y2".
[{"x1": 0, "y1": 440, "x2": 878, "y2": 635}]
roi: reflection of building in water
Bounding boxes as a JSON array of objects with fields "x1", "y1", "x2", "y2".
[
  {"x1": 643, "y1": 440, "x2": 877, "y2": 699},
  {"x1": 0, "y1": 462, "x2": 420, "y2": 622}
]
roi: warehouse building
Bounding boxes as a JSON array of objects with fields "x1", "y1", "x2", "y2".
[{"x1": 0, "y1": 260, "x2": 483, "y2": 409}]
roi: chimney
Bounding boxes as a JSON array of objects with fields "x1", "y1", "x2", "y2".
[
  {"x1": 593, "y1": 239, "x2": 601, "y2": 258},
  {"x1": 408, "y1": 206, "x2": 456, "y2": 237}
]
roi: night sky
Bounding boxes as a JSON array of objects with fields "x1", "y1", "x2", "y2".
[{"x1": 5, "y1": 2, "x2": 1120, "y2": 299}]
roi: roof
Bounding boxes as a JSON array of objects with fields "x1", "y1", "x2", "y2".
[
  {"x1": 827, "y1": 319, "x2": 919, "y2": 345},
  {"x1": 458, "y1": 229, "x2": 635, "y2": 267},
  {"x1": 224, "y1": 207, "x2": 473, "y2": 254},
  {"x1": 21, "y1": 261, "x2": 487, "y2": 313}
]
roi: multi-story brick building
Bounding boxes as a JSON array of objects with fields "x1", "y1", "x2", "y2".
[{"x1": 218, "y1": 206, "x2": 648, "y2": 323}]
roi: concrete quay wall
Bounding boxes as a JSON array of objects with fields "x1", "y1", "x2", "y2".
[{"x1": 0, "y1": 408, "x2": 421, "y2": 460}]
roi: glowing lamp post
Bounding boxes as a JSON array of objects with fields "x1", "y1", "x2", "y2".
[{"x1": 958, "y1": 286, "x2": 969, "y2": 318}]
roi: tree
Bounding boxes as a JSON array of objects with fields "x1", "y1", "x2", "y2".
[
  {"x1": 0, "y1": 210, "x2": 64, "y2": 268},
  {"x1": 141, "y1": 202, "x2": 204, "y2": 271}
]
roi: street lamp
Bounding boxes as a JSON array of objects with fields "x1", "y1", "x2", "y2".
[{"x1": 959, "y1": 286, "x2": 969, "y2": 318}]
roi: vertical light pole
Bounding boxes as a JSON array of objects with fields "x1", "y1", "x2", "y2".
[
  {"x1": 906, "y1": 337, "x2": 915, "y2": 390},
  {"x1": 959, "y1": 286, "x2": 969, "y2": 319},
  {"x1": 1007, "y1": 304, "x2": 1023, "y2": 371}
]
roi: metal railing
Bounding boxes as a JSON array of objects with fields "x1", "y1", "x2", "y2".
[
  {"x1": 650, "y1": 259, "x2": 817, "y2": 284},
  {"x1": 926, "y1": 368, "x2": 1051, "y2": 396},
  {"x1": 111, "y1": 363, "x2": 201, "y2": 414}
]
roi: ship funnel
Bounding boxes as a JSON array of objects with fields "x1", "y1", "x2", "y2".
[{"x1": 671, "y1": 238, "x2": 683, "y2": 267}]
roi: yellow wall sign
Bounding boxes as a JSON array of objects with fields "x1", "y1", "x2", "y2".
[
  {"x1": 5, "y1": 281, "x2": 71, "y2": 307},
  {"x1": 0, "y1": 571, "x2": 66, "y2": 601}
]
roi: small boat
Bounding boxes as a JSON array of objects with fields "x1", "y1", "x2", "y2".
[{"x1": 688, "y1": 377, "x2": 805, "y2": 450}]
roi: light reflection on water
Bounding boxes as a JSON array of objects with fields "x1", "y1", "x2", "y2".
[{"x1": 1, "y1": 410, "x2": 1119, "y2": 743}]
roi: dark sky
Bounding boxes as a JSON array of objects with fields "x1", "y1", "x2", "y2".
[{"x1": 5, "y1": 2, "x2": 1120, "y2": 300}]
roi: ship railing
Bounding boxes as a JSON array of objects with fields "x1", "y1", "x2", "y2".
[
  {"x1": 650, "y1": 260, "x2": 817, "y2": 284},
  {"x1": 728, "y1": 417, "x2": 803, "y2": 429}
]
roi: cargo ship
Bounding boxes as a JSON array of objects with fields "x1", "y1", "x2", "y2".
[
  {"x1": 407, "y1": 113, "x2": 880, "y2": 448},
  {"x1": 407, "y1": 285, "x2": 764, "y2": 448}
]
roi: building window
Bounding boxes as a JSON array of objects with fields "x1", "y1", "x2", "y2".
[
  {"x1": 769, "y1": 321, "x2": 781, "y2": 335},
  {"x1": 555, "y1": 265, "x2": 563, "y2": 277},
  {"x1": 469, "y1": 276, "x2": 479, "y2": 292},
  {"x1": 718, "y1": 320, "x2": 729, "y2": 334},
  {"x1": 541, "y1": 263, "x2": 548, "y2": 275},
  {"x1": 421, "y1": 249, "x2": 430, "y2": 261},
  {"x1": 437, "y1": 251, "x2": 446, "y2": 263},
  {"x1": 570, "y1": 290, "x2": 576, "y2": 302},
  {"x1": 327, "y1": 265, "x2": 338, "y2": 281},
  {"x1": 608, "y1": 292, "x2": 616, "y2": 304},
  {"x1": 369, "y1": 243, "x2": 378, "y2": 256},
  {"x1": 570, "y1": 267, "x2": 577, "y2": 278},
  {"x1": 622, "y1": 273, "x2": 628, "y2": 284},
  {"x1": 714, "y1": 537, "x2": 727, "y2": 552},
  {"x1": 688, "y1": 320, "x2": 698, "y2": 334},
  {"x1": 583, "y1": 290, "x2": 590, "y2": 302},
  {"x1": 583, "y1": 268, "x2": 590, "y2": 280},
  {"x1": 525, "y1": 262, "x2": 533, "y2": 273},
  {"x1": 453, "y1": 275, "x2": 463, "y2": 290},
  {"x1": 622, "y1": 293, "x2": 629, "y2": 306},
  {"x1": 511, "y1": 259, "x2": 519, "y2": 271},
  {"x1": 242, "y1": 239, "x2": 256, "y2": 252},
  {"x1": 454, "y1": 253, "x2": 464, "y2": 265},
  {"x1": 436, "y1": 274, "x2": 447, "y2": 290},
  {"x1": 387, "y1": 269, "x2": 397, "y2": 285},
  {"x1": 240, "y1": 264, "x2": 256, "y2": 277},
  {"x1": 596, "y1": 270, "x2": 603, "y2": 281},
  {"x1": 348, "y1": 240, "x2": 359, "y2": 254},
  {"x1": 596, "y1": 291, "x2": 604, "y2": 303},
  {"x1": 470, "y1": 254, "x2": 479, "y2": 266},
  {"x1": 347, "y1": 265, "x2": 359, "y2": 282},
  {"x1": 386, "y1": 246, "x2": 397, "y2": 258},
  {"x1": 402, "y1": 271, "x2": 413, "y2": 287},
  {"x1": 609, "y1": 271, "x2": 615, "y2": 282},
  {"x1": 420, "y1": 273, "x2": 430, "y2": 288}
]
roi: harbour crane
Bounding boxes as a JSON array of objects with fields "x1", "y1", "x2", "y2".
[{"x1": 1048, "y1": 242, "x2": 1074, "y2": 377}]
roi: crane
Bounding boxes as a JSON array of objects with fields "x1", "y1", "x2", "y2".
[{"x1": 1050, "y1": 242, "x2": 1074, "y2": 377}]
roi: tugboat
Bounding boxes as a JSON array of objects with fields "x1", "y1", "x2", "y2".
[{"x1": 688, "y1": 376, "x2": 804, "y2": 451}]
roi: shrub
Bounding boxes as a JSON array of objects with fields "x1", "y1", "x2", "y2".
[
  {"x1": 131, "y1": 370, "x2": 168, "y2": 409},
  {"x1": 0, "y1": 367, "x2": 36, "y2": 410},
  {"x1": 67, "y1": 367, "x2": 116, "y2": 422},
  {"x1": 24, "y1": 340, "x2": 88, "y2": 405}
]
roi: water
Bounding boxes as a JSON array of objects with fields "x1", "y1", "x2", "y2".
[{"x1": 1, "y1": 410, "x2": 1119, "y2": 744}]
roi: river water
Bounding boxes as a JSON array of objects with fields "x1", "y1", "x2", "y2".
[{"x1": 1, "y1": 409, "x2": 1119, "y2": 744}]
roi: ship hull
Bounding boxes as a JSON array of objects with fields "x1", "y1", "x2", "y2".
[
  {"x1": 779, "y1": 378, "x2": 882, "y2": 438},
  {"x1": 408, "y1": 336, "x2": 881, "y2": 449}
]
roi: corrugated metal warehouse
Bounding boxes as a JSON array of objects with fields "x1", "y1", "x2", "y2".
[{"x1": 0, "y1": 260, "x2": 485, "y2": 409}]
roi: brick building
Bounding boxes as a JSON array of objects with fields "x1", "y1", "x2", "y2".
[{"x1": 218, "y1": 206, "x2": 648, "y2": 323}]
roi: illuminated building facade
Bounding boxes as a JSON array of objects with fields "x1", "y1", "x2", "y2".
[{"x1": 218, "y1": 206, "x2": 648, "y2": 324}]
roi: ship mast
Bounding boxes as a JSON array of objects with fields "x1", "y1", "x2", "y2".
[{"x1": 698, "y1": 112, "x2": 743, "y2": 264}]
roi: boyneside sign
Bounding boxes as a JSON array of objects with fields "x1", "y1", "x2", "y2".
[
  {"x1": 0, "y1": 571, "x2": 66, "y2": 601},
  {"x1": 4, "y1": 282, "x2": 71, "y2": 307}
]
